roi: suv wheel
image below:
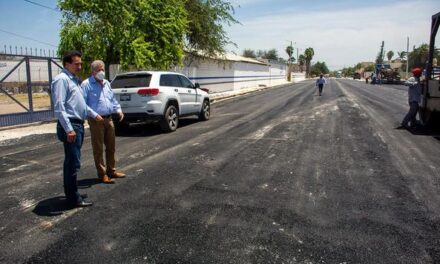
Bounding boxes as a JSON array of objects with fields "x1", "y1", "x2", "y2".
[
  {"x1": 198, "y1": 100, "x2": 210, "y2": 121},
  {"x1": 160, "y1": 105, "x2": 178, "y2": 132}
]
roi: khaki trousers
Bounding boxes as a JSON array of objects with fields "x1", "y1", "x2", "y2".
[{"x1": 88, "y1": 117, "x2": 116, "y2": 177}]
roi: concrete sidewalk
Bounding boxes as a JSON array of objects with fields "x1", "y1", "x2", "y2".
[{"x1": 0, "y1": 81, "x2": 296, "y2": 143}]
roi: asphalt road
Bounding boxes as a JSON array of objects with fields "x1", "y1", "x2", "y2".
[{"x1": 1, "y1": 79, "x2": 440, "y2": 263}]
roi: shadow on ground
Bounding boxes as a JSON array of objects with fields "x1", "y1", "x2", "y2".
[
  {"x1": 32, "y1": 196, "x2": 74, "y2": 217},
  {"x1": 78, "y1": 178, "x2": 101, "y2": 189},
  {"x1": 115, "y1": 118, "x2": 200, "y2": 137},
  {"x1": 407, "y1": 125, "x2": 440, "y2": 139}
]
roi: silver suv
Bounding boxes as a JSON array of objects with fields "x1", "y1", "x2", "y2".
[{"x1": 111, "y1": 71, "x2": 210, "y2": 132}]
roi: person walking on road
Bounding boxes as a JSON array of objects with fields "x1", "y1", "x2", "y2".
[
  {"x1": 397, "y1": 67, "x2": 422, "y2": 129},
  {"x1": 52, "y1": 51, "x2": 96, "y2": 208},
  {"x1": 82, "y1": 60, "x2": 126, "y2": 184},
  {"x1": 316, "y1": 74, "x2": 326, "y2": 96}
]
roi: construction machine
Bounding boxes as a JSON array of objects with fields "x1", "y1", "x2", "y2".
[
  {"x1": 375, "y1": 64, "x2": 401, "y2": 84},
  {"x1": 419, "y1": 11, "x2": 440, "y2": 126}
]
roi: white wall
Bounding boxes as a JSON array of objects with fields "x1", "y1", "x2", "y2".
[
  {"x1": 109, "y1": 55, "x2": 292, "y2": 94},
  {"x1": 1, "y1": 56, "x2": 299, "y2": 94},
  {"x1": 175, "y1": 57, "x2": 289, "y2": 93}
]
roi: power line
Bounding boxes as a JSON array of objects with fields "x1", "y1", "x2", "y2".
[
  {"x1": 23, "y1": 0, "x2": 59, "y2": 12},
  {"x1": 0, "y1": 28, "x2": 57, "y2": 47}
]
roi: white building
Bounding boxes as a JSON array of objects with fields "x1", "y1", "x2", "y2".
[{"x1": 1, "y1": 53, "x2": 304, "y2": 94}]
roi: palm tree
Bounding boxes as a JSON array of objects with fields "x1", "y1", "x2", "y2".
[
  {"x1": 304, "y1": 47, "x2": 314, "y2": 78},
  {"x1": 299, "y1": 54, "x2": 305, "y2": 72},
  {"x1": 285, "y1": 45, "x2": 294, "y2": 61},
  {"x1": 397, "y1": 51, "x2": 406, "y2": 60},
  {"x1": 286, "y1": 45, "x2": 294, "y2": 81},
  {"x1": 387, "y1": 50, "x2": 394, "y2": 62},
  {"x1": 397, "y1": 51, "x2": 407, "y2": 72}
]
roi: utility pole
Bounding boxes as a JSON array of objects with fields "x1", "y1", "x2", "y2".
[{"x1": 406, "y1": 36, "x2": 409, "y2": 79}]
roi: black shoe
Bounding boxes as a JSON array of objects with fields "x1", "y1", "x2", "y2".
[
  {"x1": 80, "y1": 194, "x2": 88, "y2": 199},
  {"x1": 75, "y1": 200, "x2": 93, "y2": 207}
]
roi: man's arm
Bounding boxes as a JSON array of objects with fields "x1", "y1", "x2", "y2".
[
  {"x1": 81, "y1": 79, "x2": 99, "y2": 119},
  {"x1": 52, "y1": 78, "x2": 73, "y2": 133},
  {"x1": 108, "y1": 81, "x2": 124, "y2": 121}
]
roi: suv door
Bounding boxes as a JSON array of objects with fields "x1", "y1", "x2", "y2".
[
  {"x1": 160, "y1": 74, "x2": 194, "y2": 115},
  {"x1": 177, "y1": 75, "x2": 199, "y2": 114}
]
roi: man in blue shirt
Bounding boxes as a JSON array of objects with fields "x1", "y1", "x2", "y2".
[
  {"x1": 82, "y1": 60, "x2": 125, "y2": 184},
  {"x1": 316, "y1": 74, "x2": 326, "y2": 96},
  {"x1": 52, "y1": 51, "x2": 97, "y2": 208},
  {"x1": 397, "y1": 67, "x2": 422, "y2": 129}
]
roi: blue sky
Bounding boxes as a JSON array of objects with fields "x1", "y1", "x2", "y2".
[
  {"x1": 1, "y1": 0, "x2": 439, "y2": 70},
  {"x1": 0, "y1": 0, "x2": 60, "y2": 54}
]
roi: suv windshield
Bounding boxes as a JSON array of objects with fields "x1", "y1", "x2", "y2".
[{"x1": 111, "y1": 74, "x2": 152, "y2": 89}]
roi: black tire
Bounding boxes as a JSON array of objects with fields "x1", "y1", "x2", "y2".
[
  {"x1": 198, "y1": 100, "x2": 210, "y2": 121},
  {"x1": 419, "y1": 108, "x2": 432, "y2": 127},
  {"x1": 160, "y1": 104, "x2": 178, "y2": 132}
]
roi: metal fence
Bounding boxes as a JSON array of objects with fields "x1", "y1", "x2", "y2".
[{"x1": 0, "y1": 54, "x2": 62, "y2": 127}]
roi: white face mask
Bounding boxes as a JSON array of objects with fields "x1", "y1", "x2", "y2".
[{"x1": 95, "y1": 70, "x2": 105, "y2": 81}]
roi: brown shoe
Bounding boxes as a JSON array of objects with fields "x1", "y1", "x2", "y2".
[
  {"x1": 110, "y1": 171, "x2": 126, "y2": 178},
  {"x1": 101, "y1": 175, "x2": 115, "y2": 184}
]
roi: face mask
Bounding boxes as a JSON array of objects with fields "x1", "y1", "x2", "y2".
[{"x1": 95, "y1": 70, "x2": 105, "y2": 81}]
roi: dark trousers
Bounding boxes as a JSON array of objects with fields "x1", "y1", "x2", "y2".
[
  {"x1": 401, "y1": 101, "x2": 419, "y2": 127},
  {"x1": 57, "y1": 121, "x2": 84, "y2": 205},
  {"x1": 318, "y1": 84, "x2": 323, "y2": 95}
]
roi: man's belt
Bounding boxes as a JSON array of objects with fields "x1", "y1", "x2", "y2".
[{"x1": 69, "y1": 118, "x2": 84, "y2": 124}]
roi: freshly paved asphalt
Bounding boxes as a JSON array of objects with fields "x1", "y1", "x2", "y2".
[{"x1": 1, "y1": 79, "x2": 440, "y2": 263}]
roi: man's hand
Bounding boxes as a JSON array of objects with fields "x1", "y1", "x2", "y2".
[
  {"x1": 118, "y1": 112, "x2": 124, "y2": 122},
  {"x1": 67, "y1": 131, "x2": 76, "y2": 143},
  {"x1": 95, "y1": 115, "x2": 104, "y2": 122}
]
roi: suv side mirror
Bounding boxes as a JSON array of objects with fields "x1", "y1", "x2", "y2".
[{"x1": 194, "y1": 82, "x2": 200, "y2": 88}]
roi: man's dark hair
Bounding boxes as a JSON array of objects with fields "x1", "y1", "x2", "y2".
[{"x1": 62, "y1": 50, "x2": 82, "y2": 66}]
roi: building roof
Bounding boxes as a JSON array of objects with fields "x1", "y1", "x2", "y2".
[{"x1": 185, "y1": 50, "x2": 269, "y2": 66}]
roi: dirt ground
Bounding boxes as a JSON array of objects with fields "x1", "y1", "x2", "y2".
[{"x1": 0, "y1": 93, "x2": 51, "y2": 114}]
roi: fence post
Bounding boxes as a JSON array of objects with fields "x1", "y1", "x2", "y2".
[
  {"x1": 25, "y1": 56, "x2": 33, "y2": 113},
  {"x1": 48, "y1": 59, "x2": 54, "y2": 110}
]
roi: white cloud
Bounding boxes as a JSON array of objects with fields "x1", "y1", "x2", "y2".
[{"x1": 226, "y1": 1, "x2": 440, "y2": 70}]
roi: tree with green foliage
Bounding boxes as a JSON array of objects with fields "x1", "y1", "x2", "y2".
[
  {"x1": 387, "y1": 50, "x2": 394, "y2": 62},
  {"x1": 254, "y1": 49, "x2": 279, "y2": 61},
  {"x1": 408, "y1": 44, "x2": 430, "y2": 69},
  {"x1": 263, "y1": 49, "x2": 279, "y2": 60},
  {"x1": 341, "y1": 67, "x2": 355, "y2": 77},
  {"x1": 242, "y1": 49, "x2": 256, "y2": 58},
  {"x1": 184, "y1": 0, "x2": 239, "y2": 55},
  {"x1": 310, "y1": 61, "x2": 329, "y2": 76},
  {"x1": 304, "y1": 47, "x2": 314, "y2": 78},
  {"x1": 364, "y1": 64, "x2": 375, "y2": 72},
  {"x1": 57, "y1": 0, "x2": 238, "y2": 76}
]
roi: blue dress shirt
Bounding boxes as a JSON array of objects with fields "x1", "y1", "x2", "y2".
[
  {"x1": 316, "y1": 77, "x2": 326, "y2": 85},
  {"x1": 82, "y1": 76, "x2": 122, "y2": 117},
  {"x1": 51, "y1": 69, "x2": 91, "y2": 132}
]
